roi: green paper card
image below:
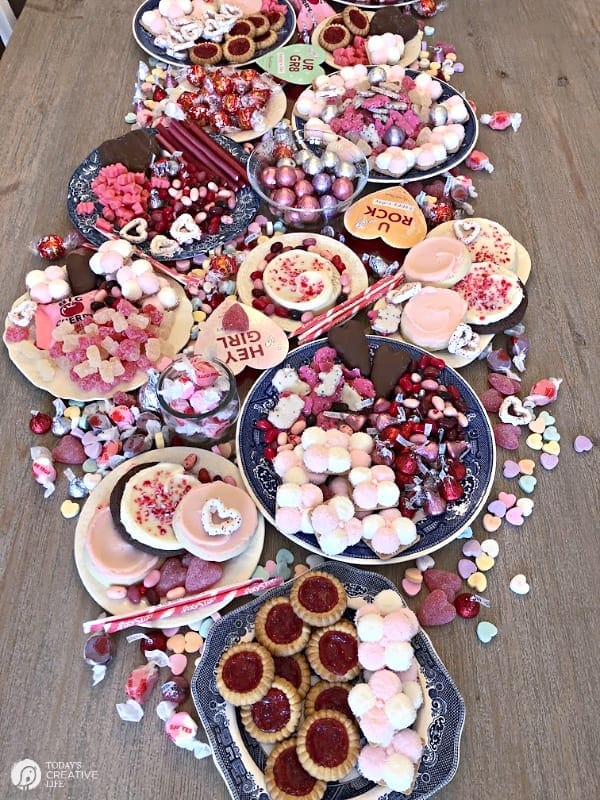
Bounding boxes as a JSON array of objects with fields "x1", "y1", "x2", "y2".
[{"x1": 256, "y1": 44, "x2": 327, "y2": 84}]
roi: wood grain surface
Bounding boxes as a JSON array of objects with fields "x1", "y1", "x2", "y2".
[{"x1": 0, "y1": 1, "x2": 599, "y2": 799}]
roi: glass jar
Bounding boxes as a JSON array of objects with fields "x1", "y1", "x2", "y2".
[{"x1": 157, "y1": 355, "x2": 240, "y2": 447}]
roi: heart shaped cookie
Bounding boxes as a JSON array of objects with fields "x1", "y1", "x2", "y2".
[
  {"x1": 344, "y1": 185, "x2": 427, "y2": 249},
  {"x1": 201, "y1": 498, "x2": 242, "y2": 536},
  {"x1": 120, "y1": 217, "x2": 149, "y2": 243}
]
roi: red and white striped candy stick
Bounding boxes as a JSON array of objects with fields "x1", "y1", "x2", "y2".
[
  {"x1": 82, "y1": 576, "x2": 283, "y2": 635},
  {"x1": 294, "y1": 271, "x2": 405, "y2": 343}
]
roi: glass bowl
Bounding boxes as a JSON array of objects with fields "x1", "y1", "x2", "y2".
[{"x1": 246, "y1": 127, "x2": 369, "y2": 231}]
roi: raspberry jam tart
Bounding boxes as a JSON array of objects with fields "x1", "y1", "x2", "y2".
[
  {"x1": 307, "y1": 620, "x2": 360, "y2": 683},
  {"x1": 290, "y1": 570, "x2": 347, "y2": 627},
  {"x1": 240, "y1": 677, "x2": 302, "y2": 744},
  {"x1": 297, "y1": 709, "x2": 360, "y2": 781},
  {"x1": 216, "y1": 642, "x2": 274, "y2": 706},
  {"x1": 304, "y1": 680, "x2": 353, "y2": 720},
  {"x1": 255, "y1": 596, "x2": 311, "y2": 656},
  {"x1": 273, "y1": 654, "x2": 312, "y2": 699},
  {"x1": 265, "y1": 738, "x2": 327, "y2": 800}
]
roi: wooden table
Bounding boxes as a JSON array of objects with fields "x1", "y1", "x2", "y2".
[{"x1": 1, "y1": 1, "x2": 598, "y2": 798}]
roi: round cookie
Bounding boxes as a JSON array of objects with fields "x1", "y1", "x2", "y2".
[
  {"x1": 427, "y1": 218, "x2": 519, "y2": 274},
  {"x1": 402, "y1": 237, "x2": 472, "y2": 287},
  {"x1": 400, "y1": 286, "x2": 468, "y2": 351},
  {"x1": 453, "y1": 262, "x2": 528, "y2": 333},
  {"x1": 368, "y1": 8, "x2": 420, "y2": 40},
  {"x1": 172, "y1": 480, "x2": 258, "y2": 561}
]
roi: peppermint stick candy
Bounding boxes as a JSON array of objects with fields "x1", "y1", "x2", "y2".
[
  {"x1": 294, "y1": 271, "x2": 405, "y2": 343},
  {"x1": 83, "y1": 576, "x2": 283, "y2": 634}
]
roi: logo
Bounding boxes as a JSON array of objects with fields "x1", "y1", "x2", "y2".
[{"x1": 11, "y1": 760, "x2": 41, "y2": 791}]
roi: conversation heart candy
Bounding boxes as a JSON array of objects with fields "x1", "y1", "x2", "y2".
[
  {"x1": 542, "y1": 426, "x2": 560, "y2": 442},
  {"x1": 537, "y1": 410, "x2": 555, "y2": 426},
  {"x1": 168, "y1": 653, "x2": 188, "y2": 676},
  {"x1": 526, "y1": 433, "x2": 543, "y2": 450},
  {"x1": 509, "y1": 574, "x2": 530, "y2": 595},
  {"x1": 477, "y1": 621, "x2": 498, "y2": 643},
  {"x1": 498, "y1": 492, "x2": 516, "y2": 509},
  {"x1": 518, "y1": 475, "x2": 537, "y2": 494},
  {"x1": 573, "y1": 435, "x2": 593, "y2": 453},
  {"x1": 502, "y1": 459, "x2": 520, "y2": 478},
  {"x1": 516, "y1": 497, "x2": 534, "y2": 516},
  {"x1": 60, "y1": 499, "x2": 80, "y2": 518},
  {"x1": 401, "y1": 578, "x2": 423, "y2": 597},
  {"x1": 462, "y1": 540, "x2": 482, "y2": 558},
  {"x1": 539, "y1": 452, "x2": 559, "y2": 470},
  {"x1": 517, "y1": 458, "x2": 535, "y2": 475},
  {"x1": 505, "y1": 507, "x2": 524, "y2": 526},
  {"x1": 542, "y1": 440, "x2": 560, "y2": 456},
  {"x1": 457, "y1": 526, "x2": 473, "y2": 539},
  {"x1": 528, "y1": 417, "x2": 546, "y2": 434},
  {"x1": 416, "y1": 555, "x2": 435, "y2": 571},
  {"x1": 482, "y1": 513, "x2": 502, "y2": 533},
  {"x1": 458, "y1": 559, "x2": 477, "y2": 579},
  {"x1": 264, "y1": 560, "x2": 277, "y2": 577},
  {"x1": 475, "y1": 553, "x2": 495, "y2": 572},
  {"x1": 467, "y1": 572, "x2": 487, "y2": 592},
  {"x1": 417, "y1": 589, "x2": 457, "y2": 627},
  {"x1": 487, "y1": 499, "x2": 507, "y2": 518},
  {"x1": 481, "y1": 539, "x2": 500, "y2": 558}
]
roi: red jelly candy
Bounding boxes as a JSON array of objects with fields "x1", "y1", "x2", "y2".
[
  {"x1": 493, "y1": 422, "x2": 522, "y2": 451},
  {"x1": 417, "y1": 589, "x2": 457, "y2": 627},
  {"x1": 488, "y1": 373, "x2": 518, "y2": 396},
  {"x1": 140, "y1": 631, "x2": 168, "y2": 655},
  {"x1": 51, "y1": 433, "x2": 87, "y2": 465},
  {"x1": 454, "y1": 593, "x2": 480, "y2": 619},
  {"x1": 479, "y1": 388, "x2": 504, "y2": 414},
  {"x1": 423, "y1": 568, "x2": 462, "y2": 602},
  {"x1": 185, "y1": 557, "x2": 223, "y2": 593}
]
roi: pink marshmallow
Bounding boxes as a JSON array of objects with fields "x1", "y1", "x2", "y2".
[
  {"x1": 358, "y1": 641, "x2": 386, "y2": 672},
  {"x1": 369, "y1": 669, "x2": 403, "y2": 701},
  {"x1": 391, "y1": 729, "x2": 424, "y2": 764},
  {"x1": 382, "y1": 610, "x2": 419, "y2": 643}
]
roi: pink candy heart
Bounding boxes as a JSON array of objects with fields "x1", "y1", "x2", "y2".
[
  {"x1": 462, "y1": 540, "x2": 482, "y2": 558},
  {"x1": 539, "y1": 452, "x2": 559, "y2": 470},
  {"x1": 574, "y1": 435, "x2": 593, "y2": 453},
  {"x1": 458, "y1": 558, "x2": 478, "y2": 579},
  {"x1": 417, "y1": 589, "x2": 457, "y2": 627},
  {"x1": 498, "y1": 491, "x2": 516, "y2": 509},
  {"x1": 401, "y1": 578, "x2": 422, "y2": 597},
  {"x1": 502, "y1": 459, "x2": 520, "y2": 478},
  {"x1": 505, "y1": 507, "x2": 524, "y2": 526},
  {"x1": 487, "y1": 499, "x2": 507, "y2": 518}
]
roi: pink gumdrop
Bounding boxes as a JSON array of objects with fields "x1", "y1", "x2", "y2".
[
  {"x1": 358, "y1": 744, "x2": 387, "y2": 782},
  {"x1": 358, "y1": 641, "x2": 386, "y2": 672}
]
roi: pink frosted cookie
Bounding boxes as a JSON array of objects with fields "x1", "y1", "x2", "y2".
[
  {"x1": 172, "y1": 480, "x2": 258, "y2": 561},
  {"x1": 85, "y1": 505, "x2": 160, "y2": 585}
]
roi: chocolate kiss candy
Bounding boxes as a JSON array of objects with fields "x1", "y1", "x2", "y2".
[
  {"x1": 371, "y1": 343, "x2": 411, "y2": 399},
  {"x1": 327, "y1": 319, "x2": 371, "y2": 376}
]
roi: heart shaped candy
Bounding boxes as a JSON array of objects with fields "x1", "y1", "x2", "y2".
[
  {"x1": 327, "y1": 319, "x2": 372, "y2": 377},
  {"x1": 518, "y1": 475, "x2": 537, "y2": 494},
  {"x1": 168, "y1": 653, "x2": 188, "y2": 676},
  {"x1": 481, "y1": 539, "x2": 500, "y2": 558},
  {"x1": 185, "y1": 558, "x2": 223, "y2": 593},
  {"x1": 222, "y1": 302, "x2": 249, "y2": 333},
  {"x1": 574, "y1": 435, "x2": 593, "y2": 453},
  {"x1": 526, "y1": 433, "x2": 544, "y2": 450},
  {"x1": 498, "y1": 492, "x2": 516, "y2": 509},
  {"x1": 467, "y1": 572, "x2": 487, "y2": 592},
  {"x1": 306, "y1": 554, "x2": 325, "y2": 569},
  {"x1": 201, "y1": 498, "x2": 242, "y2": 536},
  {"x1": 462, "y1": 540, "x2": 482, "y2": 558},
  {"x1": 516, "y1": 497, "x2": 534, "y2": 516},
  {"x1": 542, "y1": 425, "x2": 560, "y2": 442},
  {"x1": 517, "y1": 459, "x2": 535, "y2": 475},
  {"x1": 475, "y1": 553, "x2": 495, "y2": 572},
  {"x1": 417, "y1": 589, "x2": 457, "y2": 627},
  {"x1": 509, "y1": 574, "x2": 530, "y2": 595},
  {"x1": 542, "y1": 440, "x2": 560, "y2": 456},
  {"x1": 528, "y1": 417, "x2": 546, "y2": 434},
  {"x1": 477, "y1": 621, "x2": 498, "y2": 643},
  {"x1": 483, "y1": 513, "x2": 502, "y2": 533},
  {"x1": 276, "y1": 548, "x2": 294, "y2": 565},
  {"x1": 457, "y1": 526, "x2": 473, "y2": 539},
  {"x1": 60, "y1": 499, "x2": 80, "y2": 518},
  {"x1": 458, "y1": 558, "x2": 477, "y2": 579},
  {"x1": 502, "y1": 459, "x2": 520, "y2": 478},
  {"x1": 422, "y1": 568, "x2": 462, "y2": 602},
  {"x1": 401, "y1": 578, "x2": 423, "y2": 597},
  {"x1": 505, "y1": 507, "x2": 524, "y2": 526},
  {"x1": 540, "y1": 452, "x2": 559, "y2": 470},
  {"x1": 487, "y1": 500, "x2": 507, "y2": 518},
  {"x1": 537, "y1": 410, "x2": 555, "y2": 426},
  {"x1": 416, "y1": 555, "x2": 435, "y2": 571},
  {"x1": 52, "y1": 434, "x2": 87, "y2": 465},
  {"x1": 371, "y1": 343, "x2": 412, "y2": 400},
  {"x1": 264, "y1": 560, "x2": 277, "y2": 577}
]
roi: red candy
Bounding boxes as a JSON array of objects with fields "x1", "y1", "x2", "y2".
[
  {"x1": 488, "y1": 372, "x2": 519, "y2": 396},
  {"x1": 29, "y1": 412, "x2": 52, "y2": 434},
  {"x1": 139, "y1": 631, "x2": 168, "y2": 655},
  {"x1": 422, "y1": 568, "x2": 462, "y2": 602},
  {"x1": 417, "y1": 589, "x2": 457, "y2": 626},
  {"x1": 454, "y1": 593, "x2": 481, "y2": 619},
  {"x1": 51, "y1": 433, "x2": 87, "y2": 465},
  {"x1": 125, "y1": 662, "x2": 159, "y2": 704},
  {"x1": 36, "y1": 234, "x2": 65, "y2": 260},
  {"x1": 493, "y1": 422, "x2": 522, "y2": 450},
  {"x1": 480, "y1": 388, "x2": 504, "y2": 414}
]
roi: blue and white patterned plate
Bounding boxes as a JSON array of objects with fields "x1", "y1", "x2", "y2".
[
  {"x1": 294, "y1": 70, "x2": 478, "y2": 185},
  {"x1": 192, "y1": 561, "x2": 465, "y2": 800},
  {"x1": 236, "y1": 336, "x2": 495, "y2": 564},
  {"x1": 66, "y1": 131, "x2": 260, "y2": 261},
  {"x1": 132, "y1": 0, "x2": 297, "y2": 68}
]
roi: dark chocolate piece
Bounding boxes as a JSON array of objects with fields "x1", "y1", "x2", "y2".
[
  {"x1": 470, "y1": 282, "x2": 529, "y2": 335},
  {"x1": 327, "y1": 319, "x2": 371, "y2": 376},
  {"x1": 109, "y1": 462, "x2": 186, "y2": 556},
  {"x1": 368, "y1": 8, "x2": 420, "y2": 40},
  {"x1": 65, "y1": 248, "x2": 97, "y2": 295},
  {"x1": 97, "y1": 129, "x2": 161, "y2": 173},
  {"x1": 371, "y1": 343, "x2": 411, "y2": 399}
]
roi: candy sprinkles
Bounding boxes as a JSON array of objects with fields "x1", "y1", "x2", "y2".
[{"x1": 2, "y1": 0, "x2": 597, "y2": 796}]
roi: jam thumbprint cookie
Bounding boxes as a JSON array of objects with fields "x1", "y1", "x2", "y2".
[
  {"x1": 273, "y1": 653, "x2": 312, "y2": 699},
  {"x1": 189, "y1": 42, "x2": 223, "y2": 65},
  {"x1": 241, "y1": 677, "x2": 302, "y2": 743},
  {"x1": 216, "y1": 642, "x2": 274, "y2": 706},
  {"x1": 255, "y1": 596, "x2": 311, "y2": 656},
  {"x1": 297, "y1": 710, "x2": 360, "y2": 781},
  {"x1": 223, "y1": 35, "x2": 256, "y2": 64},
  {"x1": 307, "y1": 620, "x2": 360, "y2": 682},
  {"x1": 290, "y1": 570, "x2": 347, "y2": 627},
  {"x1": 265, "y1": 738, "x2": 327, "y2": 800},
  {"x1": 304, "y1": 680, "x2": 353, "y2": 720}
]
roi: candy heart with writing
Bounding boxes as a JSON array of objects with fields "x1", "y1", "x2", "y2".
[
  {"x1": 343, "y1": 185, "x2": 427, "y2": 249},
  {"x1": 458, "y1": 558, "x2": 477, "y2": 579},
  {"x1": 423, "y1": 568, "x2": 462, "y2": 601},
  {"x1": 542, "y1": 440, "x2": 560, "y2": 456},
  {"x1": 477, "y1": 621, "x2": 498, "y2": 644},
  {"x1": 509, "y1": 574, "x2": 530, "y2": 595},
  {"x1": 518, "y1": 475, "x2": 537, "y2": 494},
  {"x1": 417, "y1": 589, "x2": 457, "y2": 627},
  {"x1": 573, "y1": 435, "x2": 593, "y2": 453},
  {"x1": 193, "y1": 296, "x2": 289, "y2": 374}
]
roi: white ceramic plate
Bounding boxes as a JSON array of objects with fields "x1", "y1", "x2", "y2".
[
  {"x1": 312, "y1": 14, "x2": 423, "y2": 70},
  {"x1": 236, "y1": 233, "x2": 369, "y2": 334},
  {"x1": 192, "y1": 562, "x2": 466, "y2": 800},
  {"x1": 3, "y1": 279, "x2": 192, "y2": 401},
  {"x1": 74, "y1": 447, "x2": 265, "y2": 628}
]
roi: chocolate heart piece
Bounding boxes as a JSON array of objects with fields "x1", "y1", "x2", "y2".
[
  {"x1": 417, "y1": 589, "x2": 457, "y2": 626},
  {"x1": 371, "y1": 343, "x2": 411, "y2": 399},
  {"x1": 327, "y1": 319, "x2": 371, "y2": 376},
  {"x1": 98, "y1": 129, "x2": 161, "y2": 173},
  {"x1": 66, "y1": 249, "x2": 96, "y2": 295},
  {"x1": 184, "y1": 557, "x2": 223, "y2": 593}
]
